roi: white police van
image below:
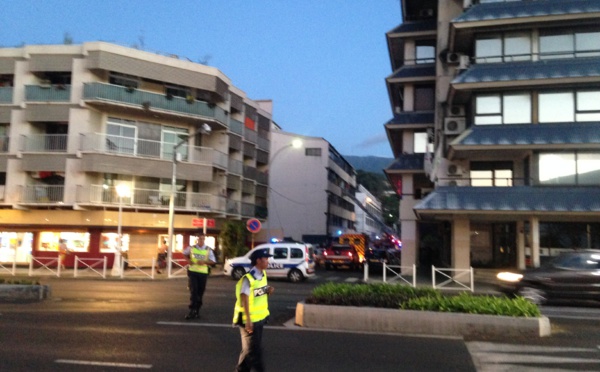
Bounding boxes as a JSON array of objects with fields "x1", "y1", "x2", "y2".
[{"x1": 224, "y1": 242, "x2": 315, "y2": 283}]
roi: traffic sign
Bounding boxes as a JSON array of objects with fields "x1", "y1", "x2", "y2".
[
  {"x1": 192, "y1": 218, "x2": 215, "y2": 228},
  {"x1": 246, "y1": 218, "x2": 262, "y2": 233}
]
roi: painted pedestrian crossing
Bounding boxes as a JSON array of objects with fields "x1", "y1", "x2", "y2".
[{"x1": 467, "y1": 342, "x2": 600, "y2": 371}]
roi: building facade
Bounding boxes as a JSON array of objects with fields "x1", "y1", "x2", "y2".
[
  {"x1": 354, "y1": 184, "x2": 383, "y2": 239},
  {"x1": 266, "y1": 130, "x2": 356, "y2": 245},
  {"x1": 384, "y1": 0, "x2": 600, "y2": 272},
  {"x1": 0, "y1": 42, "x2": 273, "y2": 266}
]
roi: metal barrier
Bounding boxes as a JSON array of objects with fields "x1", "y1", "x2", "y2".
[
  {"x1": 169, "y1": 259, "x2": 189, "y2": 278},
  {"x1": 120, "y1": 258, "x2": 157, "y2": 279},
  {"x1": 362, "y1": 262, "x2": 417, "y2": 287},
  {"x1": 383, "y1": 263, "x2": 417, "y2": 287},
  {"x1": 74, "y1": 256, "x2": 108, "y2": 278},
  {"x1": 0, "y1": 257, "x2": 17, "y2": 276},
  {"x1": 432, "y1": 266, "x2": 474, "y2": 292},
  {"x1": 29, "y1": 255, "x2": 61, "y2": 277}
]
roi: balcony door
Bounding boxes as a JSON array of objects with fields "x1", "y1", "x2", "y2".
[{"x1": 161, "y1": 128, "x2": 188, "y2": 161}]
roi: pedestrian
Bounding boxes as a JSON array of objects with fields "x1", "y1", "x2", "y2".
[
  {"x1": 58, "y1": 239, "x2": 69, "y2": 270},
  {"x1": 182, "y1": 235, "x2": 215, "y2": 320},
  {"x1": 156, "y1": 240, "x2": 167, "y2": 274},
  {"x1": 233, "y1": 248, "x2": 274, "y2": 372}
]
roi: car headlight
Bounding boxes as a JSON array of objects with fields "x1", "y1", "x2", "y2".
[{"x1": 497, "y1": 272, "x2": 523, "y2": 282}]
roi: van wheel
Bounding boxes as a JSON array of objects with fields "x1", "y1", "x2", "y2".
[
  {"x1": 288, "y1": 269, "x2": 303, "y2": 283},
  {"x1": 232, "y1": 267, "x2": 246, "y2": 280}
]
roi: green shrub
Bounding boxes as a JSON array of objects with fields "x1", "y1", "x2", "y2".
[
  {"x1": 305, "y1": 282, "x2": 541, "y2": 317},
  {"x1": 402, "y1": 292, "x2": 541, "y2": 317},
  {"x1": 306, "y1": 282, "x2": 439, "y2": 308}
]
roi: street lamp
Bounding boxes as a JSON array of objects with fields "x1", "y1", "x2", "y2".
[
  {"x1": 111, "y1": 183, "x2": 130, "y2": 277},
  {"x1": 266, "y1": 138, "x2": 302, "y2": 241},
  {"x1": 167, "y1": 123, "x2": 211, "y2": 277}
]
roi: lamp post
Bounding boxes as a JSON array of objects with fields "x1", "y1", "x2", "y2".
[
  {"x1": 111, "y1": 183, "x2": 130, "y2": 277},
  {"x1": 266, "y1": 138, "x2": 302, "y2": 242},
  {"x1": 167, "y1": 124, "x2": 211, "y2": 277}
]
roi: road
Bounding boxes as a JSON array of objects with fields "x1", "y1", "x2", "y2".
[{"x1": 1, "y1": 267, "x2": 599, "y2": 371}]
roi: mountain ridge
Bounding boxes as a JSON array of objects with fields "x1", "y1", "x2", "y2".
[{"x1": 344, "y1": 155, "x2": 393, "y2": 174}]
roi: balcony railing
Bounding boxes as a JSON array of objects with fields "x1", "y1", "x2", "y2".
[
  {"x1": 25, "y1": 85, "x2": 71, "y2": 102},
  {"x1": 83, "y1": 83, "x2": 228, "y2": 126},
  {"x1": 256, "y1": 171, "x2": 268, "y2": 185},
  {"x1": 20, "y1": 185, "x2": 65, "y2": 203},
  {"x1": 0, "y1": 86, "x2": 13, "y2": 103},
  {"x1": 437, "y1": 177, "x2": 530, "y2": 187},
  {"x1": 257, "y1": 136, "x2": 270, "y2": 151},
  {"x1": 226, "y1": 199, "x2": 241, "y2": 215},
  {"x1": 20, "y1": 134, "x2": 68, "y2": 152},
  {"x1": 241, "y1": 202, "x2": 255, "y2": 217},
  {"x1": 229, "y1": 119, "x2": 244, "y2": 136},
  {"x1": 80, "y1": 132, "x2": 228, "y2": 168},
  {"x1": 243, "y1": 129, "x2": 257, "y2": 144},
  {"x1": 77, "y1": 185, "x2": 225, "y2": 212}
]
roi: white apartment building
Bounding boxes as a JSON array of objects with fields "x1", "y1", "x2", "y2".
[
  {"x1": 265, "y1": 130, "x2": 356, "y2": 245},
  {"x1": 354, "y1": 184, "x2": 383, "y2": 239},
  {"x1": 0, "y1": 42, "x2": 273, "y2": 267}
]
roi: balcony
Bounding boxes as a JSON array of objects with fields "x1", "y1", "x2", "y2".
[
  {"x1": 80, "y1": 132, "x2": 227, "y2": 168},
  {"x1": 0, "y1": 135, "x2": 8, "y2": 152},
  {"x1": 241, "y1": 202, "x2": 255, "y2": 217},
  {"x1": 256, "y1": 171, "x2": 268, "y2": 185},
  {"x1": 19, "y1": 185, "x2": 65, "y2": 204},
  {"x1": 226, "y1": 199, "x2": 241, "y2": 215},
  {"x1": 82, "y1": 83, "x2": 228, "y2": 127},
  {"x1": 229, "y1": 119, "x2": 244, "y2": 136},
  {"x1": 25, "y1": 85, "x2": 71, "y2": 102},
  {"x1": 243, "y1": 129, "x2": 257, "y2": 144},
  {"x1": 228, "y1": 158, "x2": 243, "y2": 175},
  {"x1": 257, "y1": 136, "x2": 270, "y2": 151},
  {"x1": 76, "y1": 185, "x2": 226, "y2": 213},
  {"x1": 20, "y1": 134, "x2": 68, "y2": 152},
  {"x1": 0, "y1": 87, "x2": 13, "y2": 103}
]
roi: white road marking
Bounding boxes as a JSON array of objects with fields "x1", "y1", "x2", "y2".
[
  {"x1": 467, "y1": 342, "x2": 600, "y2": 372},
  {"x1": 55, "y1": 359, "x2": 152, "y2": 368},
  {"x1": 345, "y1": 278, "x2": 360, "y2": 283}
]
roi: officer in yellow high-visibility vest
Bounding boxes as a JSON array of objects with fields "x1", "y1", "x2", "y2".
[
  {"x1": 233, "y1": 248, "x2": 274, "y2": 372},
  {"x1": 183, "y1": 235, "x2": 215, "y2": 320}
]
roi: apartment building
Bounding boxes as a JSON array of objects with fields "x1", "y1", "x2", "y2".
[
  {"x1": 265, "y1": 130, "x2": 356, "y2": 244},
  {"x1": 0, "y1": 42, "x2": 272, "y2": 266},
  {"x1": 384, "y1": 0, "x2": 600, "y2": 272},
  {"x1": 354, "y1": 184, "x2": 383, "y2": 239}
]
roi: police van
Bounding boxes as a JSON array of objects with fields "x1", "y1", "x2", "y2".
[{"x1": 224, "y1": 242, "x2": 316, "y2": 283}]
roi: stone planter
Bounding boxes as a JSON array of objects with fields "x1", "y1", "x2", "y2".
[
  {"x1": 0, "y1": 284, "x2": 51, "y2": 302},
  {"x1": 295, "y1": 302, "x2": 551, "y2": 338}
]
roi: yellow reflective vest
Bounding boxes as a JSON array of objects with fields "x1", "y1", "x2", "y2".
[
  {"x1": 233, "y1": 270, "x2": 270, "y2": 324},
  {"x1": 188, "y1": 246, "x2": 210, "y2": 274}
]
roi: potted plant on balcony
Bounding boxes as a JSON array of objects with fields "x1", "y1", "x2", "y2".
[{"x1": 186, "y1": 93, "x2": 195, "y2": 104}]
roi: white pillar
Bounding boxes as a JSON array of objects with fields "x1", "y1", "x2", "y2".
[
  {"x1": 517, "y1": 220, "x2": 526, "y2": 270},
  {"x1": 530, "y1": 217, "x2": 540, "y2": 268},
  {"x1": 452, "y1": 217, "x2": 470, "y2": 272}
]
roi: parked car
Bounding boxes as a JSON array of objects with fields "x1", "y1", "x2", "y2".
[
  {"x1": 496, "y1": 249, "x2": 600, "y2": 305},
  {"x1": 223, "y1": 242, "x2": 315, "y2": 283},
  {"x1": 324, "y1": 244, "x2": 361, "y2": 270}
]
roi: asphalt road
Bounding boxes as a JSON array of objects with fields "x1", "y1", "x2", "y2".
[{"x1": 1, "y1": 267, "x2": 599, "y2": 371}]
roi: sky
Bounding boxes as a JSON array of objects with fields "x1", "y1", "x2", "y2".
[{"x1": 1, "y1": 0, "x2": 400, "y2": 158}]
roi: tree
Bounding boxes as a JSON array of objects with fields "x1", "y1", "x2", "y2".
[{"x1": 219, "y1": 221, "x2": 249, "y2": 260}]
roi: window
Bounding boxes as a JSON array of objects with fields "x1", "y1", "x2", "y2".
[
  {"x1": 538, "y1": 152, "x2": 600, "y2": 185},
  {"x1": 541, "y1": 31, "x2": 600, "y2": 60},
  {"x1": 474, "y1": 93, "x2": 531, "y2": 125},
  {"x1": 475, "y1": 36, "x2": 502, "y2": 63},
  {"x1": 504, "y1": 33, "x2": 531, "y2": 62},
  {"x1": 273, "y1": 247, "x2": 288, "y2": 260},
  {"x1": 107, "y1": 118, "x2": 137, "y2": 154},
  {"x1": 291, "y1": 248, "x2": 303, "y2": 259},
  {"x1": 576, "y1": 91, "x2": 600, "y2": 121},
  {"x1": 305, "y1": 148, "x2": 322, "y2": 157},
  {"x1": 109, "y1": 72, "x2": 138, "y2": 88},
  {"x1": 415, "y1": 40, "x2": 435, "y2": 64},
  {"x1": 470, "y1": 162, "x2": 513, "y2": 187},
  {"x1": 414, "y1": 85, "x2": 435, "y2": 111},
  {"x1": 413, "y1": 132, "x2": 433, "y2": 153}
]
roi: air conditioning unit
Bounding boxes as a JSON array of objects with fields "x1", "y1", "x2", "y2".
[
  {"x1": 446, "y1": 164, "x2": 464, "y2": 177},
  {"x1": 446, "y1": 52, "x2": 462, "y2": 64},
  {"x1": 448, "y1": 105, "x2": 465, "y2": 117},
  {"x1": 444, "y1": 117, "x2": 466, "y2": 135}
]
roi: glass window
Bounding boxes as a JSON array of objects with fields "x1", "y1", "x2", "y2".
[
  {"x1": 576, "y1": 91, "x2": 600, "y2": 121},
  {"x1": 305, "y1": 148, "x2": 322, "y2": 156},
  {"x1": 540, "y1": 34, "x2": 574, "y2": 59},
  {"x1": 539, "y1": 92, "x2": 574, "y2": 123},
  {"x1": 273, "y1": 247, "x2": 288, "y2": 260},
  {"x1": 503, "y1": 93, "x2": 531, "y2": 124},
  {"x1": 504, "y1": 33, "x2": 531, "y2": 62},
  {"x1": 576, "y1": 32, "x2": 600, "y2": 57},
  {"x1": 415, "y1": 41, "x2": 435, "y2": 64},
  {"x1": 577, "y1": 153, "x2": 600, "y2": 185},
  {"x1": 414, "y1": 86, "x2": 435, "y2": 111},
  {"x1": 107, "y1": 119, "x2": 137, "y2": 154},
  {"x1": 470, "y1": 170, "x2": 493, "y2": 187},
  {"x1": 413, "y1": 132, "x2": 432, "y2": 153},
  {"x1": 475, "y1": 37, "x2": 502, "y2": 63},
  {"x1": 291, "y1": 248, "x2": 303, "y2": 259},
  {"x1": 539, "y1": 153, "x2": 576, "y2": 185}
]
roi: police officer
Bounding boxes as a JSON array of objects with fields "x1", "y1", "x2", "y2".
[
  {"x1": 183, "y1": 235, "x2": 215, "y2": 320},
  {"x1": 233, "y1": 248, "x2": 274, "y2": 372}
]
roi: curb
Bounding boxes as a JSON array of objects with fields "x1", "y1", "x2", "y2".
[
  {"x1": 0, "y1": 284, "x2": 51, "y2": 302},
  {"x1": 295, "y1": 302, "x2": 551, "y2": 338}
]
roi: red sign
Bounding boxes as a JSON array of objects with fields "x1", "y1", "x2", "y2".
[
  {"x1": 246, "y1": 218, "x2": 262, "y2": 233},
  {"x1": 192, "y1": 218, "x2": 215, "y2": 228}
]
